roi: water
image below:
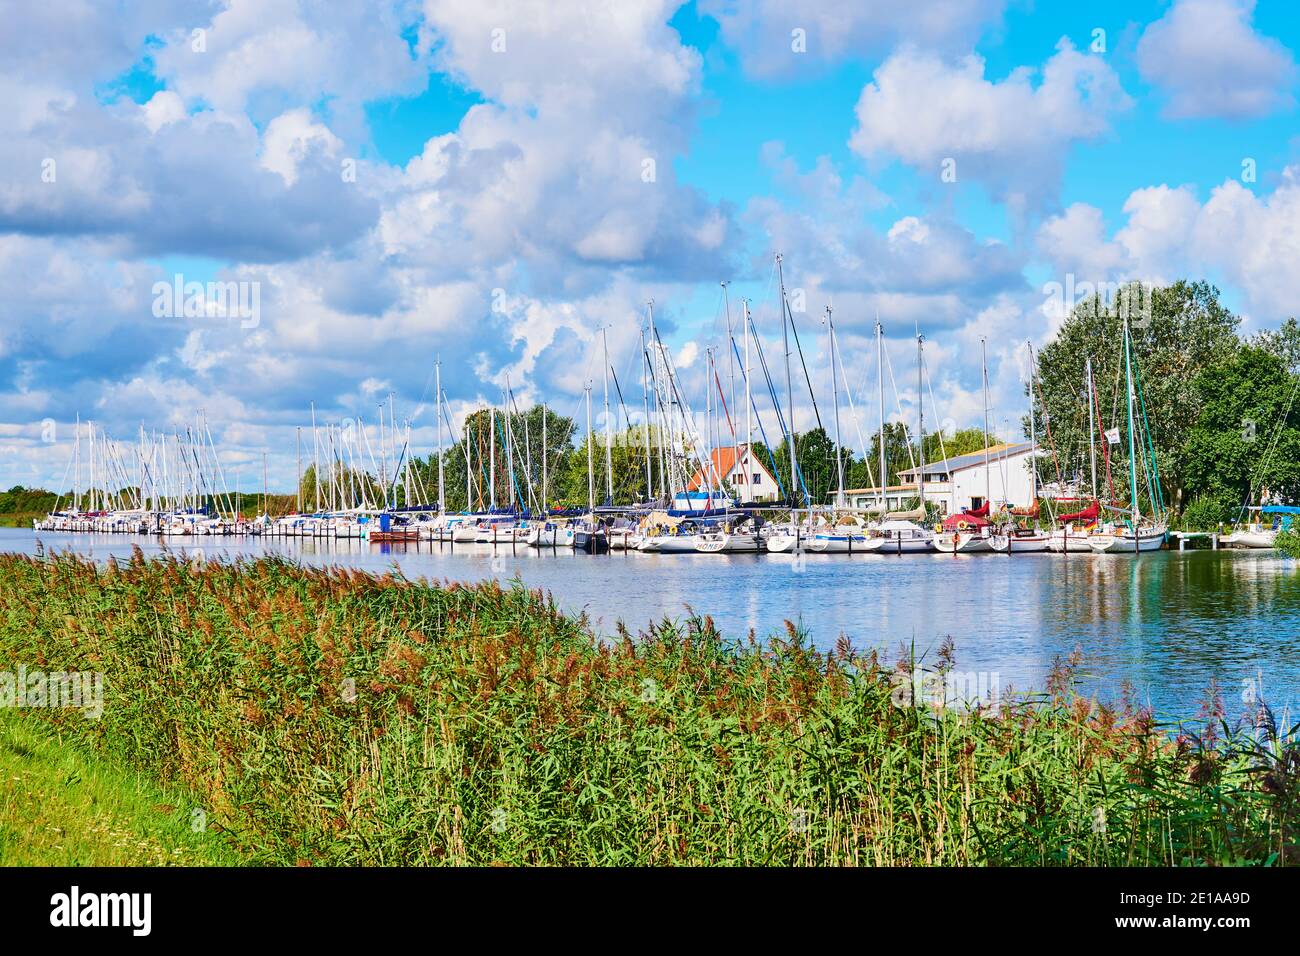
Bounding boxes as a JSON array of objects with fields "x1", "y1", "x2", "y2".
[{"x1": 4, "y1": 526, "x2": 1298, "y2": 720}]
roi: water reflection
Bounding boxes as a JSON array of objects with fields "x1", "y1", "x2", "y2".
[{"x1": 5, "y1": 528, "x2": 1298, "y2": 719}]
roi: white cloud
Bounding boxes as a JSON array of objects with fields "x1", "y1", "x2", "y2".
[
  {"x1": 1137, "y1": 0, "x2": 1296, "y2": 120},
  {"x1": 1035, "y1": 168, "x2": 1300, "y2": 323},
  {"x1": 259, "y1": 108, "x2": 343, "y2": 186},
  {"x1": 698, "y1": 0, "x2": 1007, "y2": 78},
  {"x1": 850, "y1": 40, "x2": 1131, "y2": 214}
]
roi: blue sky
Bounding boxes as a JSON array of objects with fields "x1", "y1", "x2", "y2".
[{"x1": 2, "y1": 0, "x2": 1299, "y2": 490}]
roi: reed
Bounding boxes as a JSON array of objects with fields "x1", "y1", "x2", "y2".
[{"x1": 0, "y1": 549, "x2": 1295, "y2": 866}]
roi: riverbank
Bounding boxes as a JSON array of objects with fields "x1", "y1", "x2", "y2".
[
  {"x1": 0, "y1": 712, "x2": 243, "y2": 865},
  {"x1": 0, "y1": 549, "x2": 1295, "y2": 865}
]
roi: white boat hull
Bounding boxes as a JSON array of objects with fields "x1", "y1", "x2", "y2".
[
  {"x1": 696, "y1": 531, "x2": 761, "y2": 553},
  {"x1": 1222, "y1": 529, "x2": 1276, "y2": 549},
  {"x1": 1088, "y1": 526, "x2": 1167, "y2": 553},
  {"x1": 989, "y1": 532, "x2": 1050, "y2": 553},
  {"x1": 933, "y1": 532, "x2": 994, "y2": 554}
]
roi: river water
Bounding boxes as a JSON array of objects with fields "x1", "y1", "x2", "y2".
[{"x1": 4, "y1": 527, "x2": 1297, "y2": 720}]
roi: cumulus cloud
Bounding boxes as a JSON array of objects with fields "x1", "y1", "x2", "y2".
[
  {"x1": 1137, "y1": 0, "x2": 1296, "y2": 120},
  {"x1": 1035, "y1": 168, "x2": 1300, "y2": 323},
  {"x1": 698, "y1": 0, "x2": 1007, "y2": 78},
  {"x1": 850, "y1": 40, "x2": 1131, "y2": 215}
]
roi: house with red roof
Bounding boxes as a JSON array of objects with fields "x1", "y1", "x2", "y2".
[{"x1": 686, "y1": 443, "x2": 780, "y2": 503}]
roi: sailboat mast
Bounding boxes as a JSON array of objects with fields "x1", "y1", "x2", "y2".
[
  {"x1": 602, "y1": 327, "x2": 613, "y2": 506},
  {"x1": 465, "y1": 411, "x2": 473, "y2": 511},
  {"x1": 828, "y1": 306, "x2": 845, "y2": 508},
  {"x1": 640, "y1": 326, "x2": 651, "y2": 503},
  {"x1": 744, "y1": 300, "x2": 753, "y2": 479},
  {"x1": 1027, "y1": 343, "x2": 1038, "y2": 504},
  {"x1": 436, "y1": 360, "x2": 445, "y2": 512},
  {"x1": 981, "y1": 337, "x2": 992, "y2": 509},
  {"x1": 585, "y1": 384, "x2": 595, "y2": 517},
  {"x1": 877, "y1": 319, "x2": 886, "y2": 513},
  {"x1": 722, "y1": 281, "x2": 736, "y2": 432},
  {"x1": 488, "y1": 404, "x2": 496, "y2": 510},
  {"x1": 777, "y1": 254, "x2": 796, "y2": 506},
  {"x1": 1124, "y1": 317, "x2": 1140, "y2": 529},
  {"x1": 917, "y1": 331, "x2": 926, "y2": 514},
  {"x1": 1086, "y1": 356, "x2": 1098, "y2": 500}
]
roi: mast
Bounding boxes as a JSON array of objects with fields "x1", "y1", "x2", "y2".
[
  {"x1": 641, "y1": 325, "x2": 652, "y2": 504},
  {"x1": 601, "y1": 327, "x2": 613, "y2": 507},
  {"x1": 777, "y1": 254, "x2": 796, "y2": 507},
  {"x1": 917, "y1": 330, "x2": 925, "y2": 515},
  {"x1": 541, "y1": 401, "x2": 549, "y2": 513},
  {"x1": 436, "y1": 360, "x2": 445, "y2": 513},
  {"x1": 1124, "y1": 316, "x2": 1140, "y2": 531},
  {"x1": 744, "y1": 300, "x2": 753, "y2": 488},
  {"x1": 981, "y1": 337, "x2": 992, "y2": 510},
  {"x1": 828, "y1": 306, "x2": 845, "y2": 509},
  {"x1": 311, "y1": 402, "x2": 321, "y2": 512},
  {"x1": 585, "y1": 383, "x2": 595, "y2": 518},
  {"x1": 877, "y1": 318, "x2": 886, "y2": 514},
  {"x1": 1085, "y1": 356, "x2": 1098, "y2": 501},
  {"x1": 1027, "y1": 343, "x2": 1038, "y2": 504},
  {"x1": 488, "y1": 404, "x2": 496, "y2": 510},
  {"x1": 722, "y1": 281, "x2": 736, "y2": 434},
  {"x1": 465, "y1": 411, "x2": 473, "y2": 512},
  {"x1": 649, "y1": 300, "x2": 667, "y2": 500}
]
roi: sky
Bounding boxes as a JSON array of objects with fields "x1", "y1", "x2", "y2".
[{"x1": 2, "y1": 0, "x2": 1299, "y2": 492}]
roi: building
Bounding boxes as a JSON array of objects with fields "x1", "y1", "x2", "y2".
[
  {"x1": 686, "y1": 443, "x2": 781, "y2": 503},
  {"x1": 843, "y1": 442, "x2": 1037, "y2": 514}
]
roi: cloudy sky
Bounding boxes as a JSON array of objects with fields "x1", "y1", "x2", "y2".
[{"x1": 2, "y1": 0, "x2": 1298, "y2": 491}]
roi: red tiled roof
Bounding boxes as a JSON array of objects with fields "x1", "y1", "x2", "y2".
[{"x1": 687, "y1": 444, "x2": 772, "y2": 491}]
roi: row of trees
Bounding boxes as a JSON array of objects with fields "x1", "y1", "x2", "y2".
[{"x1": 1031, "y1": 280, "x2": 1300, "y2": 525}]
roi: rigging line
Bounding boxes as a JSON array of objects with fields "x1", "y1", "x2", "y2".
[
  {"x1": 920, "y1": 352, "x2": 948, "y2": 482},
  {"x1": 882, "y1": 343, "x2": 918, "y2": 471},
  {"x1": 783, "y1": 293, "x2": 824, "y2": 433},
  {"x1": 835, "y1": 326, "x2": 875, "y2": 492},
  {"x1": 1242, "y1": 372, "x2": 1300, "y2": 518},
  {"x1": 728, "y1": 336, "x2": 788, "y2": 499},
  {"x1": 712, "y1": 363, "x2": 735, "y2": 441}
]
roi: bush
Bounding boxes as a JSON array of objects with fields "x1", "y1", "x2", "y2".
[{"x1": 1180, "y1": 492, "x2": 1240, "y2": 530}]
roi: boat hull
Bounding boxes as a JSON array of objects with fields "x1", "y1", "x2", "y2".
[
  {"x1": 1088, "y1": 526, "x2": 1167, "y2": 553},
  {"x1": 989, "y1": 532, "x2": 1050, "y2": 553}
]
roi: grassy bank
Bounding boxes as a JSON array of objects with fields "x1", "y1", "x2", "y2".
[
  {"x1": 0, "y1": 712, "x2": 243, "y2": 865},
  {"x1": 0, "y1": 550, "x2": 1296, "y2": 866}
]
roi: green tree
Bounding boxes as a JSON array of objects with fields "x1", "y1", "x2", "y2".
[
  {"x1": 1183, "y1": 345, "x2": 1300, "y2": 516},
  {"x1": 1031, "y1": 280, "x2": 1240, "y2": 511}
]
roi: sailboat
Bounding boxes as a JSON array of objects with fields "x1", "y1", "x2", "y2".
[
  {"x1": 1088, "y1": 316, "x2": 1168, "y2": 554},
  {"x1": 858, "y1": 323, "x2": 935, "y2": 553},
  {"x1": 990, "y1": 342, "x2": 1049, "y2": 553},
  {"x1": 575, "y1": 384, "x2": 609, "y2": 554},
  {"x1": 935, "y1": 338, "x2": 998, "y2": 555}
]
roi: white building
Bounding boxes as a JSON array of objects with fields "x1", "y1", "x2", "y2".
[
  {"x1": 687, "y1": 443, "x2": 781, "y2": 503},
  {"x1": 845, "y1": 442, "x2": 1037, "y2": 515}
]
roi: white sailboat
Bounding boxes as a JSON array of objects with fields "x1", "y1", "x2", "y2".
[{"x1": 1088, "y1": 316, "x2": 1167, "y2": 554}]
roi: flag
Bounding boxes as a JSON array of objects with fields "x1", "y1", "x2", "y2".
[{"x1": 1104, "y1": 427, "x2": 1121, "y2": 445}]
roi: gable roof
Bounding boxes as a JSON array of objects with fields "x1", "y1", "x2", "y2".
[
  {"x1": 897, "y1": 442, "x2": 1033, "y2": 478},
  {"x1": 686, "y1": 444, "x2": 776, "y2": 492}
]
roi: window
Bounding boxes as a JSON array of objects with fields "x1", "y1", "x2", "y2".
[
  {"x1": 735, "y1": 473, "x2": 745, "y2": 483},
  {"x1": 753, "y1": 473, "x2": 762, "y2": 484},
  {"x1": 971, "y1": 496, "x2": 984, "y2": 510}
]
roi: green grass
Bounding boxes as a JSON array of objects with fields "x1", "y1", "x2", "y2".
[
  {"x1": 0, "y1": 549, "x2": 1296, "y2": 866},
  {"x1": 0, "y1": 712, "x2": 243, "y2": 865}
]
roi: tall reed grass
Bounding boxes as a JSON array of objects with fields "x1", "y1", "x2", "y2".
[{"x1": 0, "y1": 549, "x2": 1295, "y2": 865}]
